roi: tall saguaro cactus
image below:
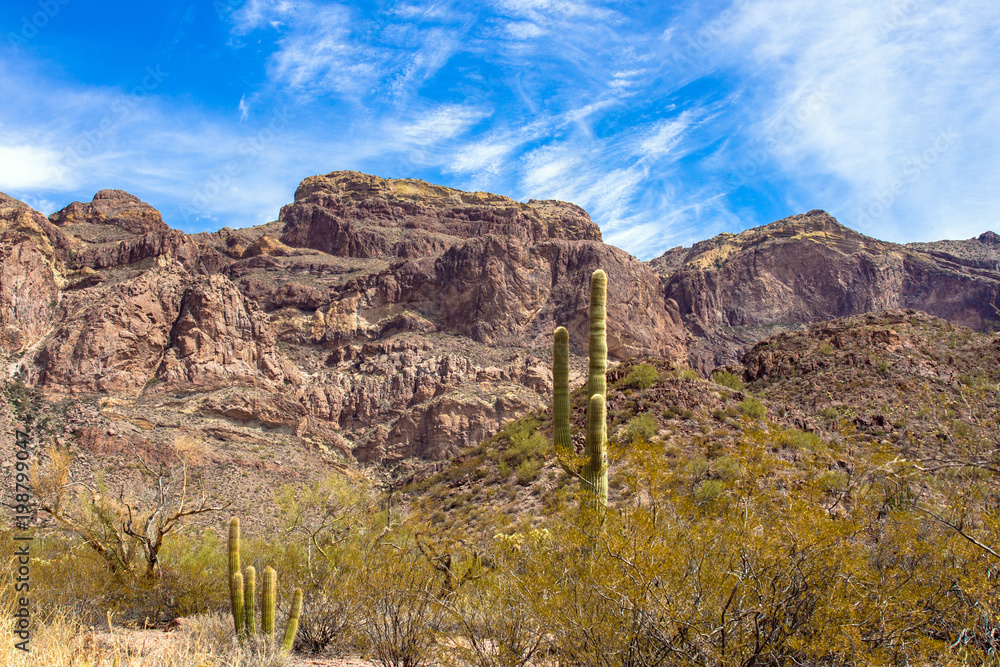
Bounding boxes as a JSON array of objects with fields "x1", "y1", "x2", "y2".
[
  {"x1": 227, "y1": 516, "x2": 303, "y2": 655},
  {"x1": 553, "y1": 269, "x2": 609, "y2": 511},
  {"x1": 229, "y1": 517, "x2": 244, "y2": 637}
]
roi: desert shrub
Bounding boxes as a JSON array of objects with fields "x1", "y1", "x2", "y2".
[
  {"x1": 695, "y1": 479, "x2": 726, "y2": 504},
  {"x1": 712, "y1": 455, "x2": 741, "y2": 482},
  {"x1": 501, "y1": 420, "x2": 547, "y2": 468},
  {"x1": 516, "y1": 458, "x2": 543, "y2": 486},
  {"x1": 816, "y1": 470, "x2": 849, "y2": 492},
  {"x1": 620, "y1": 362, "x2": 659, "y2": 390},
  {"x1": 357, "y1": 542, "x2": 443, "y2": 667},
  {"x1": 437, "y1": 553, "x2": 544, "y2": 667},
  {"x1": 819, "y1": 342, "x2": 835, "y2": 356},
  {"x1": 712, "y1": 369, "x2": 744, "y2": 390},
  {"x1": 623, "y1": 413, "x2": 658, "y2": 443},
  {"x1": 678, "y1": 368, "x2": 700, "y2": 380},
  {"x1": 822, "y1": 406, "x2": 839, "y2": 420},
  {"x1": 776, "y1": 427, "x2": 824, "y2": 452},
  {"x1": 739, "y1": 396, "x2": 767, "y2": 420}
]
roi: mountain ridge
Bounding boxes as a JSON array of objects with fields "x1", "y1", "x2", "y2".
[{"x1": 1, "y1": 172, "x2": 998, "y2": 523}]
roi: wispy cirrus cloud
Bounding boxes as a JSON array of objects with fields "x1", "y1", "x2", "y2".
[
  {"x1": 720, "y1": 0, "x2": 1000, "y2": 241},
  {"x1": 2, "y1": 0, "x2": 997, "y2": 261}
]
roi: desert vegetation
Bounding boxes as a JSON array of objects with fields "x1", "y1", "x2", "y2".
[{"x1": 3, "y1": 313, "x2": 1000, "y2": 666}]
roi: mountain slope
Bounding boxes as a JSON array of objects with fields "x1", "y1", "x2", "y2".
[{"x1": 649, "y1": 209, "x2": 1000, "y2": 371}]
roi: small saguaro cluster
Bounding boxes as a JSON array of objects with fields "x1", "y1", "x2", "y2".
[
  {"x1": 228, "y1": 517, "x2": 303, "y2": 658},
  {"x1": 553, "y1": 268, "x2": 609, "y2": 511}
]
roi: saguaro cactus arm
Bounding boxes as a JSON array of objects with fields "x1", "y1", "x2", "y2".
[
  {"x1": 262, "y1": 566, "x2": 277, "y2": 639},
  {"x1": 581, "y1": 394, "x2": 608, "y2": 510},
  {"x1": 279, "y1": 587, "x2": 303, "y2": 659},
  {"x1": 232, "y1": 571, "x2": 245, "y2": 638},
  {"x1": 244, "y1": 565, "x2": 257, "y2": 636},
  {"x1": 228, "y1": 517, "x2": 244, "y2": 637}
]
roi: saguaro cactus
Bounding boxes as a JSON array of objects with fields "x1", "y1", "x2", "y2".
[
  {"x1": 227, "y1": 516, "x2": 303, "y2": 655},
  {"x1": 279, "y1": 588, "x2": 303, "y2": 660},
  {"x1": 262, "y1": 566, "x2": 277, "y2": 639},
  {"x1": 553, "y1": 269, "x2": 609, "y2": 511},
  {"x1": 244, "y1": 565, "x2": 257, "y2": 635},
  {"x1": 228, "y1": 517, "x2": 244, "y2": 637}
]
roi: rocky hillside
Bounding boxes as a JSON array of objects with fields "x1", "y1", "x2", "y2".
[
  {"x1": 650, "y1": 209, "x2": 1000, "y2": 372},
  {"x1": 1, "y1": 172, "x2": 689, "y2": 524},
  {"x1": 3, "y1": 172, "x2": 999, "y2": 525}
]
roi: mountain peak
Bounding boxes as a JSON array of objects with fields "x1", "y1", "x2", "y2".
[
  {"x1": 93, "y1": 189, "x2": 143, "y2": 204},
  {"x1": 278, "y1": 170, "x2": 601, "y2": 258},
  {"x1": 50, "y1": 190, "x2": 168, "y2": 235}
]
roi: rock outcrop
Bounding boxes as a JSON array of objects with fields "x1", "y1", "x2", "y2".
[
  {"x1": 7, "y1": 174, "x2": 685, "y2": 467},
  {"x1": 0, "y1": 193, "x2": 67, "y2": 352},
  {"x1": 50, "y1": 190, "x2": 197, "y2": 271},
  {"x1": 650, "y1": 210, "x2": 1000, "y2": 371},
  {"x1": 33, "y1": 266, "x2": 188, "y2": 394},
  {"x1": 49, "y1": 189, "x2": 169, "y2": 234},
  {"x1": 158, "y1": 274, "x2": 301, "y2": 391},
  {"x1": 277, "y1": 171, "x2": 602, "y2": 259}
]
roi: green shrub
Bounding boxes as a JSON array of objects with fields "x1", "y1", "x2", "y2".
[
  {"x1": 623, "y1": 413, "x2": 658, "y2": 443},
  {"x1": 678, "y1": 368, "x2": 700, "y2": 380},
  {"x1": 621, "y1": 363, "x2": 659, "y2": 390},
  {"x1": 517, "y1": 458, "x2": 543, "y2": 485},
  {"x1": 951, "y1": 420, "x2": 970, "y2": 437},
  {"x1": 502, "y1": 422, "x2": 547, "y2": 467},
  {"x1": 816, "y1": 471, "x2": 849, "y2": 492},
  {"x1": 712, "y1": 370, "x2": 744, "y2": 391},
  {"x1": 694, "y1": 479, "x2": 726, "y2": 504},
  {"x1": 776, "y1": 428, "x2": 823, "y2": 452},
  {"x1": 818, "y1": 342, "x2": 834, "y2": 356},
  {"x1": 738, "y1": 397, "x2": 766, "y2": 420},
  {"x1": 821, "y1": 407, "x2": 839, "y2": 420},
  {"x1": 712, "y1": 456, "x2": 741, "y2": 482}
]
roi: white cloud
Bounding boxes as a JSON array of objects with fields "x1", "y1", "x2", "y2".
[
  {"x1": 392, "y1": 105, "x2": 491, "y2": 146},
  {"x1": 636, "y1": 112, "x2": 696, "y2": 160},
  {"x1": 268, "y1": 4, "x2": 386, "y2": 97},
  {"x1": 722, "y1": 0, "x2": 1000, "y2": 240},
  {"x1": 0, "y1": 144, "x2": 75, "y2": 191},
  {"x1": 449, "y1": 140, "x2": 518, "y2": 174}
]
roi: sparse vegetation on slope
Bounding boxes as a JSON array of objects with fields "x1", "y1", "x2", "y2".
[{"x1": 3, "y1": 311, "x2": 999, "y2": 665}]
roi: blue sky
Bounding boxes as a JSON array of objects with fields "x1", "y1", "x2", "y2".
[{"x1": 1, "y1": 0, "x2": 998, "y2": 260}]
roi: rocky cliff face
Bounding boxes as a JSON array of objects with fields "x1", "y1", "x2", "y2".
[
  {"x1": 0, "y1": 193, "x2": 67, "y2": 352},
  {"x1": 278, "y1": 171, "x2": 602, "y2": 259},
  {"x1": 650, "y1": 210, "x2": 1000, "y2": 371},
  {"x1": 6, "y1": 174, "x2": 1000, "y2": 525},
  {"x1": 5, "y1": 173, "x2": 683, "y2": 473}
]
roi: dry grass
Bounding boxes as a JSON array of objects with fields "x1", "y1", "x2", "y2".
[{"x1": 0, "y1": 612, "x2": 297, "y2": 667}]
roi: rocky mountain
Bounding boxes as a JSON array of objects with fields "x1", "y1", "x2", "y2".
[
  {"x1": 2, "y1": 172, "x2": 999, "y2": 523},
  {"x1": 649, "y1": 209, "x2": 1000, "y2": 371},
  {"x1": 1, "y1": 172, "x2": 684, "y2": 513}
]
